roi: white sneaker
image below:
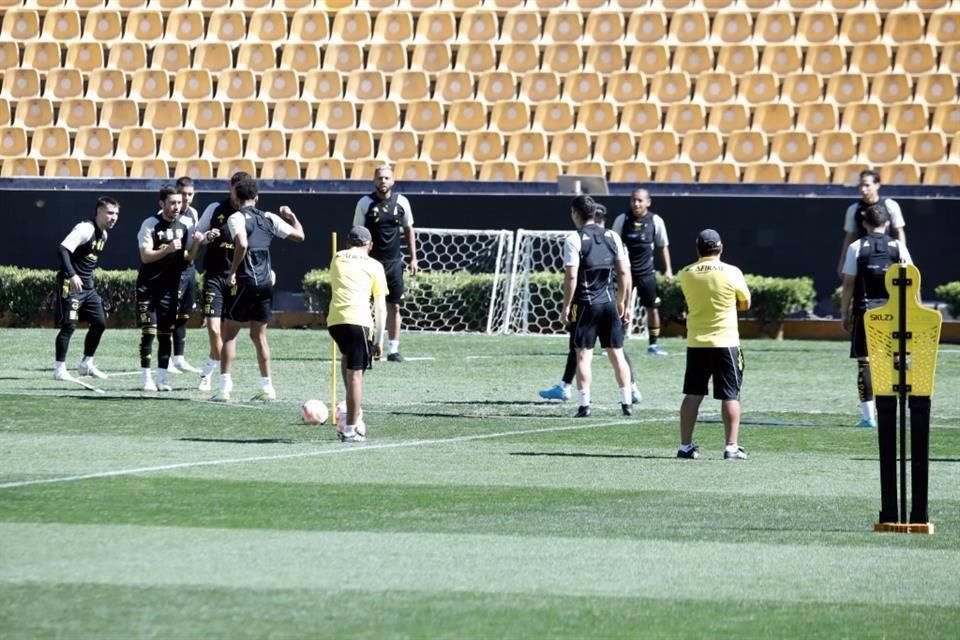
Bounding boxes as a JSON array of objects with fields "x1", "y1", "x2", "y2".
[
  {"x1": 174, "y1": 360, "x2": 202, "y2": 374},
  {"x1": 210, "y1": 389, "x2": 231, "y2": 402},
  {"x1": 251, "y1": 385, "x2": 277, "y2": 401},
  {"x1": 78, "y1": 361, "x2": 108, "y2": 379},
  {"x1": 142, "y1": 379, "x2": 158, "y2": 392},
  {"x1": 54, "y1": 369, "x2": 77, "y2": 382},
  {"x1": 165, "y1": 365, "x2": 182, "y2": 375},
  {"x1": 338, "y1": 430, "x2": 366, "y2": 443},
  {"x1": 198, "y1": 375, "x2": 212, "y2": 392},
  {"x1": 156, "y1": 381, "x2": 173, "y2": 392}
]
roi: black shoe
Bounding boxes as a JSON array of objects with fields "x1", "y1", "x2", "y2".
[
  {"x1": 574, "y1": 405, "x2": 590, "y2": 418},
  {"x1": 621, "y1": 403, "x2": 633, "y2": 416},
  {"x1": 677, "y1": 444, "x2": 700, "y2": 459},
  {"x1": 386, "y1": 352, "x2": 404, "y2": 362},
  {"x1": 723, "y1": 446, "x2": 749, "y2": 460}
]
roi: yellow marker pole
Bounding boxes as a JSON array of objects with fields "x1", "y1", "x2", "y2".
[{"x1": 330, "y1": 232, "x2": 338, "y2": 423}]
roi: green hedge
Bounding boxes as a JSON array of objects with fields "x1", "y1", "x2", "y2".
[{"x1": 935, "y1": 281, "x2": 960, "y2": 319}]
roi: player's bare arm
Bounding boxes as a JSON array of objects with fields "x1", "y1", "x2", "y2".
[
  {"x1": 660, "y1": 246, "x2": 674, "y2": 283},
  {"x1": 562, "y1": 266, "x2": 577, "y2": 326},
  {"x1": 139, "y1": 237, "x2": 182, "y2": 265},
  {"x1": 405, "y1": 225, "x2": 418, "y2": 276},
  {"x1": 839, "y1": 275, "x2": 855, "y2": 332},
  {"x1": 278, "y1": 206, "x2": 306, "y2": 242},
  {"x1": 837, "y1": 231, "x2": 857, "y2": 278},
  {"x1": 617, "y1": 257, "x2": 633, "y2": 324},
  {"x1": 227, "y1": 227, "x2": 248, "y2": 286}
]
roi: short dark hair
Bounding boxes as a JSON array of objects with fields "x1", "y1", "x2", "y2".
[
  {"x1": 230, "y1": 171, "x2": 251, "y2": 186},
  {"x1": 95, "y1": 196, "x2": 119, "y2": 213},
  {"x1": 859, "y1": 169, "x2": 881, "y2": 185},
  {"x1": 158, "y1": 185, "x2": 179, "y2": 202},
  {"x1": 593, "y1": 202, "x2": 607, "y2": 224},
  {"x1": 233, "y1": 176, "x2": 259, "y2": 202},
  {"x1": 571, "y1": 194, "x2": 597, "y2": 220},
  {"x1": 175, "y1": 176, "x2": 194, "y2": 190},
  {"x1": 862, "y1": 203, "x2": 890, "y2": 229}
]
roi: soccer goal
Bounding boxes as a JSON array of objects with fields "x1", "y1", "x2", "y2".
[
  {"x1": 404, "y1": 227, "x2": 514, "y2": 334},
  {"x1": 504, "y1": 229, "x2": 648, "y2": 336}
]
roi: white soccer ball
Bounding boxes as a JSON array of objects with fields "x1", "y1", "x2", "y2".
[
  {"x1": 335, "y1": 401, "x2": 366, "y2": 436},
  {"x1": 300, "y1": 399, "x2": 328, "y2": 426}
]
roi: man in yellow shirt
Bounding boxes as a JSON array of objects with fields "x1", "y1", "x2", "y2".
[
  {"x1": 677, "y1": 229, "x2": 751, "y2": 460},
  {"x1": 328, "y1": 226, "x2": 388, "y2": 443}
]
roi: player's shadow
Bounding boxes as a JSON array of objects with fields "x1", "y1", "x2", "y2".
[
  {"x1": 178, "y1": 437, "x2": 295, "y2": 444},
  {"x1": 509, "y1": 451, "x2": 677, "y2": 460}
]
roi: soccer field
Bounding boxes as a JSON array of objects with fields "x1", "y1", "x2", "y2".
[{"x1": 1, "y1": 328, "x2": 958, "y2": 639}]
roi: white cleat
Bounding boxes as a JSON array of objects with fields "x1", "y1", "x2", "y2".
[
  {"x1": 251, "y1": 385, "x2": 277, "y2": 401},
  {"x1": 210, "y1": 388, "x2": 231, "y2": 402},
  {"x1": 142, "y1": 379, "x2": 158, "y2": 392},
  {"x1": 174, "y1": 360, "x2": 202, "y2": 374},
  {"x1": 54, "y1": 370, "x2": 78, "y2": 382},
  {"x1": 198, "y1": 375, "x2": 212, "y2": 392},
  {"x1": 156, "y1": 382, "x2": 173, "y2": 392},
  {"x1": 78, "y1": 362, "x2": 108, "y2": 379}
]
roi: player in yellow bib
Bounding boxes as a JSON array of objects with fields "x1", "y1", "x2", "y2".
[
  {"x1": 677, "y1": 229, "x2": 751, "y2": 460},
  {"x1": 328, "y1": 226, "x2": 388, "y2": 442}
]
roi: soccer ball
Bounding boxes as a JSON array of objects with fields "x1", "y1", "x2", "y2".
[
  {"x1": 335, "y1": 401, "x2": 366, "y2": 437},
  {"x1": 300, "y1": 399, "x2": 328, "y2": 426}
]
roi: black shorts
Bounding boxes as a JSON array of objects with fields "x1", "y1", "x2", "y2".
[
  {"x1": 202, "y1": 273, "x2": 229, "y2": 319},
  {"x1": 223, "y1": 281, "x2": 273, "y2": 324},
  {"x1": 329, "y1": 324, "x2": 372, "y2": 371},
  {"x1": 178, "y1": 266, "x2": 197, "y2": 319},
  {"x1": 570, "y1": 300, "x2": 625, "y2": 350},
  {"x1": 382, "y1": 259, "x2": 405, "y2": 305},
  {"x1": 136, "y1": 283, "x2": 178, "y2": 331},
  {"x1": 632, "y1": 272, "x2": 660, "y2": 308},
  {"x1": 55, "y1": 277, "x2": 105, "y2": 327},
  {"x1": 683, "y1": 346, "x2": 744, "y2": 401}
]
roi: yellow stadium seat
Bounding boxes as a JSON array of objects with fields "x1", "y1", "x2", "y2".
[
  {"x1": 903, "y1": 131, "x2": 946, "y2": 164},
  {"x1": 841, "y1": 102, "x2": 883, "y2": 134},
  {"x1": 421, "y1": 131, "x2": 462, "y2": 165},
  {"x1": 391, "y1": 159, "x2": 431, "y2": 180},
  {"x1": 206, "y1": 10, "x2": 246, "y2": 44},
  {"x1": 769, "y1": 130, "x2": 813, "y2": 163},
  {"x1": 357, "y1": 0, "x2": 399, "y2": 11},
  {"x1": 725, "y1": 130, "x2": 768, "y2": 164},
  {"x1": 115, "y1": 126, "x2": 157, "y2": 160},
  {"x1": 434, "y1": 159, "x2": 474, "y2": 180},
  {"x1": 576, "y1": 101, "x2": 618, "y2": 136},
  {"x1": 302, "y1": 70, "x2": 343, "y2": 101},
  {"x1": 828, "y1": 0, "x2": 865, "y2": 9},
  {"x1": 562, "y1": 72, "x2": 603, "y2": 104},
  {"x1": 211, "y1": 69, "x2": 254, "y2": 102},
  {"x1": 805, "y1": 44, "x2": 846, "y2": 76},
  {"x1": 629, "y1": 44, "x2": 669, "y2": 75},
  {"x1": 216, "y1": 158, "x2": 256, "y2": 180},
  {"x1": 715, "y1": 44, "x2": 758, "y2": 75},
  {"x1": 925, "y1": 11, "x2": 960, "y2": 45},
  {"x1": 592, "y1": 131, "x2": 635, "y2": 164},
  {"x1": 879, "y1": 163, "x2": 920, "y2": 185},
  {"x1": 150, "y1": 43, "x2": 190, "y2": 74},
  {"x1": 164, "y1": 10, "x2": 205, "y2": 44},
  {"x1": 107, "y1": 42, "x2": 148, "y2": 77},
  {"x1": 0, "y1": 126, "x2": 29, "y2": 159},
  {"x1": 463, "y1": 130, "x2": 504, "y2": 163},
  {"x1": 712, "y1": 11, "x2": 753, "y2": 44},
  {"x1": 625, "y1": 11, "x2": 668, "y2": 44},
  {"x1": 236, "y1": 43, "x2": 278, "y2": 75},
  {"x1": 475, "y1": 70, "x2": 516, "y2": 102},
  {"x1": 706, "y1": 103, "x2": 749, "y2": 134},
  {"x1": 288, "y1": 130, "x2": 331, "y2": 162},
  {"x1": 500, "y1": 10, "x2": 541, "y2": 44},
  {"x1": 833, "y1": 163, "x2": 872, "y2": 184},
  {"x1": 608, "y1": 161, "x2": 650, "y2": 183},
  {"x1": 403, "y1": 99, "x2": 444, "y2": 132},
  {"x1": 345, "y1": 70, "x2": 387, "y2": 102},
  {"x1": 15, "y1": 98, "x2": 54, "y2": 130},
  {"x1": 637, "y1": 131, "x2": 679, "y2": 163},
  {"x1": 234, "y1": 0, "x2": 275, "y2": 15},
  {"x1": 415, "y1": 9, "x2": 455, "y2": 43},
  {"x1": 434, "y1": 70, "x2": 474, "y2": 102},
  {"x1": 932, "y1": 103, "x2": 960, "y2": 135},
  {"x1": 367, "y1": 43, "x2": 407, "y2": 73},
  {"x1": 142, "y1": 99, "x2": 183, "y2": 131},
  {"x1": 443, "y1": 0, "x2": 483, "y2": 12},
  {"x1": 388, "y1": 70, "x2": 430, "y2": 102},
  {"x1": 815, "y1": 130, "x2": 858, "y2": 164},
  {"x1": 522, "y1": 161, "x2": 561, "y2": 183},
  {"x1": 940, "y1": 43, "x2": 960, "y2": 73},
  {"x1": 883, "y1": 9, "x2": 925, "y2": 44},
  {"x1": 289, "y1": 10, "x2": 330, "y2": 43},
  {"x1": 870, "y1": 73, "x2": 913, "y2": 105},
  {"x1": 886, "y1": 103, "x2": 928, "y2": 137},
  {"x1": 43, "y1": 157, "x2": 83, "y2": 178},
  {"x1": 681, "y1": 130, "x2": 723, "y2": 164},
  {"x1": 649, "y1": 72, "x2": 691, "y2": 104},
  {"x1": 0, "y1": 42, "x2": 20, "y2": 77},
  {"x1": 456, "y1": 43, "x2": 497, "y2": 74},
  {"x1": 915, "y1": 0, "x2": 952, "y2": 10},
  {"x1": 759, "y1": 44, "x2": 802, "y2": 77},
  {"x1": 674, "y1": 45, "x2": 715, "y2": 76},
  {"x1": 47, "y1": 68, "x2": 86, "y2": 103},
  {"x1": 797, "y1": 11, "x2": 839, "y2": 46},
  {"x1": 476, "y1": 160, "x2": 517, "y2": 181},
  {"x1": 753, "y1": 103, "x2": 794, "y2": 135},
  {"x1": 654, "y1": 161, "x2": 695, "y2": 183},
  {"x1": 894, "y1": 42, "x2": 936, "y2": 74},
  {"x1": 304, "y1": 158, "x2": 345, "y2": 180},
  {"x1": 99, "y1": 98, "x2": 141, "y2": 131},
  {"x1": 620, "y1": 102, "x2": 662, "y2": 133},
  {"x1": 664, "y1": 103, "x2": 706, "y2": 134},
  {"x1": 742, "y1": 163, "x2": 786, "y2": 184},
  {"x1": 398, "y1": 0, "x2": 442, "y2": 10},
  {"x1": 839, "y1": 10, "x2": 881, "y2": 45},
  {"x1": 65, "y1": 42, "x2": 105, "y2": 77},
  {"x1": 549, "y1": 131, "x2": 591, "y2": 165},
  {"x1": 21, "y1": 42, "x2": 62, "y2": 76},
  {"x1": 271, "y1": 99, "x2": 313, "y2": 132},
  {"x1": 531, "y1": 101, "x2": 573, "y2": 134},
  {"x1": 360, "y1": 99, "x2": 402, "y2": 134},
  {"x1": 260, "y1": 158, "x2": 301, "y2": 180},
  {"x1": 914, "y1": 73, "x2": 957, "y2": 105},
  {"x1": 157, "y1": 127, "x2": 200, "y2": 161},
  {"x1": 171, "y1": 158, "x2": 213, "y2": 179},
  {"x1": 2, "y1": 9, "x2": 40, "y2": 42},
  {"x1": 584, "y1": 11, "x2": 624, "y2": 45},
  {"x1": 781, "y1": 72, "x2": 824, "y2": 105},
  {"x1": 694, "y1": 72, "x2": 736, "y2": 105},
  {"x1": 542, "y1": 11, "x2": 584, "y2": 45},
  {"x1": 457, "y1": 9, "x2": 497, "y2": 42},
  {"x1": 506, "y1": 131, "x2": 548, "y2": 164},
  {"x1": 228, "y1": 99, "x2": 268, "y2": 131},
  {"x1": 124, "y1": 9, "x2": 164, "y2": 45},
  {"x1": 849, "y1": 43, "x2": 892, "y2": 76},
  {"x1": 922, "y1": 163, "x2": 960, "y2": 186},
  {"x1": 951, "y1": 134, "x2": 960, "y2": 162},
  {"x1": 497, "y1": 43, "x2": 539, "y2": 75},
  {"x1": 787, "y1": 163, "x2": 830, "y2": 184},
  {"x1": 83, "y1": 9, "x2": 123, "y2": 42},
  {"x1": 86, "y1": 158, "x2": 127, "y2": 178},
  {"x1": 57, "y1": 97, "x2": 98, "y2": 129},
  {"x1": 753, "y1": 11, "x2": 795, "y2": 45},
  {"x1": 258, "y1": 69, "x2": 300, "y2": 102},
  {"x1": 378, "y1": 131, "x2": 420, "y2": 163},
  {"x1": 248, "y1": 10, "x2": 288, "y2": 43},
  {"x1": 279, "y1": 43, "x2": 321, "y2": 76},
  {"x1": 606, "y1": 71, "x2": 648, "y2": 106},
  {"x1": 539, "y1": 44, "x2": 580, "y2": 76},
  {"x1": 314, "y1": 99, "x2": 356, "y2": 131},
  {"x1": 333, "y1": 130, "x2": 375, "y2": 165},
  {"x1": 563, "y1": 161, "x2": 606, "y2": 178},
  {"x1": 698, "y1": 162, "x2": 740, "y2": 183},
  {"x1": 518, "y1": 72, "x2": 560, "y2": 104},
  {"x1": 191, "y1": 43, "x2": 233, "y2": 74},
  {"x1": 668, "y1": 10, "x2": 709, "y2": 45},
  {"x1": 469, "y1": 100, "x2": 511, "y2": 133},
  {"x1": 373, "y1": 9, "x2": 414, "y2": 43},
  {"x1": 795, "y1": 103, "x2": 838, "y2": 134},
  {"x1": 330, "y1": 9, "x2": 372, "y2": 43},
  {"x1": 738, "y1": 72, "x2": 779, "y2": 105},
  {"x1": 193, "y1": 0, "x2": 232, "y2": 12},
  {"x1": 411, "y1": 43, "x2": 452, "y2": 77},
  {"x1": 201, "y1": 128, "x2": 243, "y2": 162},
  {"x1": 584, "y1": 43, "x2": 626, "y2": 74},
  {"x1": 246, "y1": 128, "x2": 287, "y2": 163}
]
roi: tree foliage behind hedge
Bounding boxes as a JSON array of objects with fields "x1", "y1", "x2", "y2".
[{"x1": 934, "y1": 282, "x2": 960, "y2": 319}]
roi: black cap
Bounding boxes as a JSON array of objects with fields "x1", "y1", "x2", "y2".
[
  {"x1": 348, "y1": 225, "x2": 372, "y2": 245},
  {"x1": 696, "y1": 229, "x2": 722, "y2": 252}
]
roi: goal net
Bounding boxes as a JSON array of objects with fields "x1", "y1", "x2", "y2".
[
  {"x1": 504, "y1": 229, "x2": 648, "y2": 336},
  {"x1": 402, "y1": 227, "x2": 514, "y2": 333}
]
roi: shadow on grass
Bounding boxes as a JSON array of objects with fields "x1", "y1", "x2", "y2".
[
  {"x1": 509, "y1": 451, "x2": 678, "y2": 461},
  {"x1": 177, "y1": 437, "x2": 295, "y2": 444}
]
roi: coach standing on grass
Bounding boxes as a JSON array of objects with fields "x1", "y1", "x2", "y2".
[
  {"x1": 353, "y1": 165, "x2": 417, "y2": 363},
  {"x1": 677, "y1": 229, "x2": 751, "y2": 460}
]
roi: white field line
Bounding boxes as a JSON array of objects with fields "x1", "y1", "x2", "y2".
[{"x1": 0, "y1": 417, "x2": 661, "y2": 491}]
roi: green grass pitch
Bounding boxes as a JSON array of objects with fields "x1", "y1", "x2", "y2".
[{"x1": 1, "y1": 328, "x2": 958, "y2": 639}]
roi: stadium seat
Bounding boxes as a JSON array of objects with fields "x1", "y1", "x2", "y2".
[
  {"x1": 164, "y1": 10, "x2": 206, "y2": 44},
  {"x1": 879, "y1": 163, "x2": 921, "y2": 185},
  {"x1": 715, "y1": 44, "x2": 758, "y2": 75},
  {"x1": 606, "y1": 71, "x2": 648, "y2": 106},
  {"x1": 415, "y1": 9, "x2": 456, "y2": 43},
  {"x1": 814, "y1": 130, "x2": 858, "y2": 164},
  {"x1": 393, "y1": 159, "x2": 432, "y2": 181},
  {"x1": 463, "y1": 130, "x2": 504, "y2": 163},
  {"x1": 664, "y1": 103, "x2": 706, "y2": 134},
  {"x1": 359, "y1": 100, "x2": 402, "y2": 135},
  {"x1": 14, "y1": 98, "x2": 54, "y2": 130},
  {"x1": 725, "y1": 130, "x2": 768, "y2": 164},
  {"x1": 411, "y1": 43, "x2": 453, "y2": 77},
  {"x1": 883, "y1": 10, "x2": 925, "y2": 44},
  {"x1": 805, "y1": 44, "x2": 846, "y2": 76},
  {"x1": 157, "y1": 127, "x2": 200, "y2": 162},
  {"x1": 827, "y1": 0, "x2": 865, "y2": 10},
  {"x1": 236, "y1": 43, "x2": 278, "y2": 75},
  {"x1": 124, "y1": 9, "x2": 164, "y2": 45},
  {"x1": 345, "y1": 70, "x2": 387, "y2": 102},
  {"x1": 698, "y1": 162, "x2": 740, "y2": 183},
  {"x1": 271, "y1": 99, "x2": 313, "y2": 133},
  {"x1": 887, "y1": 103, "x2": 929, "y2": 137},
  {"x1": 950, "y1": 134, "x2": 960, "y2": 162},
  {"x1": 753, "y1": 103, "x2": 794, "y2": 135},
  {"x1": 151, "y1": 43, "x2": 191, "y2": 73},
  {"x1": 99, "y1": 98, "x2": 141, "y2": 131},
  {"x1": 584, "y1": 10, "x2": 624, "y2": 45},
  {"x1": 637, "y1": 131, "x2": 679, "y2": 163},
  {"x1": 839, "y1": 11, "x2": 882, "y2": 45},
  {"x1": 532, "y1": 101, "x2": 573, "y2": 133},
  {"x1": 506, "y1": 131, "x2": 548, "y2": 164},
  {"x1": 738, "y1": 73, "x2": 779, "y2": 105},
  {"x1": 0, "y1": 126, "x2": 29, "y2": 160},
  {"x1": 694, "y1": 72, "x2": 736, "y2": 105},
  {"x1": 191, "y1": 43, "x2": 233, "y2": 75},
  {"x1": 456, "y1": 43, "x2": 497, "y2": 74},
  {"x1": 434, "y1": 70, "x2": 475, "y2": 102},
  {"x1": 373, "y1": 9, "x2": 414, "y2": 43},
  {"x1": 259, "y1": 69, "x2": 300, "y2": 102},
  {"x1": 870, "y1": 73, "x2": 913, "y2": 105},
  {"x1": 849, "y1": 43, "x2": 893, "y2": 76},
  {"x1": 625, "y1": 11, "x2": 668, "y2": 44},
  {"x1": 403, "y1": 99, "x2": 444, "y2": 132},
  {"x1": 563, "y1": 161, "x2": 606, "y2": 178},
  {"x1": 894, "y1": 42, "x2": 936, "y2": 75},
  {"x1": 314, "y1": 100, "x2": 356, "y2": 132},
  {"x1": 304, "y1": 158, "x2": 345, "y2": 180},
  {"x1": 349, "y1": 160, "x2": 383, "y2": 182},
  {"x1": 289, "y1": 10, "x2": 330, "y2": 43},
  {"x1": 0, "y1": 42, "x2": 20, "y2": 78},
  {"x1": 940, "y1": 44, "x2": 960, "y2": 73},
  {"x1": 398, "y1": 0, "x2": 442, "y2": 10},
  {"x1": 387, "y1": 71, "x2": 429, "y2": 103},
  {"x1": 926, "y1": 11, "x2": 960, "y2": 46},
  {"x1": 681, "y1": 130, "x2": 723, "y2": 164},
  {"x1": 542, "y1": 11, "x2": 584, "y2": 45},
  {"x1": 584, "y1": 43, "x2": 626, "y2": 75},
  {"x1": 932, "y1": 103, "x2": 960, "y2": 135},
  {"x1": 828, "y1": 161, "x2": 868, "y2": 185},
  {"x1": 30, "y1": 125, "x2": 70, "y2": 158},
  {"x1": 649, "y1": 72, "x2": 692, "y2": 104},
  {"x1": 500, "y1": 11, "x2": 541, "y2": 44},
  {"x1": 769, "y1": 130, "x2": 814, "y2": 163},
  {"x1": 548, "y1": 131, "x2": 591, "y2": 165},
  {"x1": 902, "y1": 131, "x2": 946, "y2": 164},
  {"x1": 44, "y1": 157, "x2": 84, "y2": 178},
  {"x1": 171, "y1": 158, "x2": 212, "y2": 179},
  {"x1": 0, "y1": 99, "x2": 9, "y2": 128},
  {"x1": 228, "y1": 99, "x2": 268, "y2": 131},
  {"x1": 366, "y1": 43, "x2": 407, "y2": 74},
  {"x1": 201, "y1": 128, "x2": 243, "y2": 162},
  {"x1": 278, "y1": 43, "x2": 321, "y2": 77},
  {"x1": 58, "y1": 97, "x2": 97, "y2": 130},
  {"x1": 457, "y1": 9, "x2": 498, "y2": 42},
  {"x1": 712, "y1": 11, "x2": 753, "y2": 44},
  {"x1": 629, "y1": 44, "x2": 669, "y2": 75},
  {"x1": 46, "y1": 68, "x2": 85, "y2": 103},
  {"x1": 541, "y1": 44, "x2": 584, "y2": 75},
  {"x1": 562, "y1": 72, "x2": 603, "y2": 104},
  {"x1": 234, "y1": 0, "x2": 275, "y2": 16},
  {"x1": 477, "y1": 70, "x2": 517, "y2": 102},
  {"x1": 421, "y1": 131, "x2": 463, "y2": 165},
  {"x1": 796, "y1": 11, "x2": 839, "y2": 45},
  {"x1": 753, "y1": 11, "x2": 795, "y2": 45},
  {"x1": 497, "y1": 43, "x2": 539, "y2": 75},
  {"x1": 922, "y1": 163, "x2": 960, "y2": 186},
  {"x1": 706, "y1": 103, "x2": 749, "y2": 134},
  {"x1": 434, "y1": 159, "x2": 474, "y2": 180},
  {"x1": 781, "y1": 72, "x2": 824, "y2": 105},
  {"x1": 674, "y1": 45, "x2": 715, "y2": 76},
  {"x1": 654, "y1": 161, "x2": 696, "y2": 183},
  {"x1": 914, "y1": 73, "x2": 957, "y2": 105},
  {"x1": 288, "y1": 130, "x2": 331, "y2": 162},
  {"x1": 2, "y1": 9, "x2": 41, "y2": 42},
  {"x1": 592, "y1": 131, "x2": 636, "y2": 164},
  {"x1": 478, "y1": 160, "x2": 519, "y2": 181},
  {"x1": 668, "y1": 10, "x2": 709, "y2": 45},
  {"x1": 142, "y1": 99, "x2": 183, "y2": 131},
  {"x1": 575, "y1": 101, "x2": 617, "y2": 136},
  {"x1": 330, "y1": 10, "x2": 372, "y2": 44},
  {"x1": 518, "y1": 72, "x2": 560, "y2": 104},
  {"x1": 87, "y1": 158, "x2": 128, "y2": 178},
  {"x1": 609, "y1": 161, "x2": 650, "y2": 183},
  {"x1": 175, "y1": 69, "x2": 217, "y2": 101},
  {"x1": 840, "y1": 102, "x2": 883, "y2": 134},
  {"x1": 302, "y1": 70, "x2": 343, "y2": 102},
  {"x1": 759, "y1": 44, "x2": 803, "y2": 77},
  {"x1": 193, "y1": 0, "x2": 233, "y2": 12},
  {"x1": 795, "y1": 103, "x2": 838, "y2": 134},
  {"x1": 216, "y1": 158, "x2": 256, "y2": 180},
  {"x1": 248, "y1": 10, "x2": 288, "y2": 42},
  {"x1": 83, "y1": 9, "x2": 123, "y2": 42},
  {"x1": 620, "y1": 102, "x2": 662, "y2": 133},
  {"x1": 787, "y1": 163, "x2": 830, "y2": 184},
  {"x1": 742, "y1": 163, "x2": 786, "y2": 184},
  {"x1": 115, "y1": 126, "x2": 157, "y2": 160},
  {"x1": 521, "y1": 161, "x2": 560, "y2": 182},
  {"x1": 332, "y1": 130, "x2": 375, "y2": 164},
  {"x1": 21, "y1": 42, "x2": 63, "y2": 77},
  {"x1": 449, "y1": 99, "x2": 489, "y2": 133},
  {"x1": 246, "y1": 128, "x2": 287, "y2": 163}
]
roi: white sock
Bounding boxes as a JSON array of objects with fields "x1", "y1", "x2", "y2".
[
  {"x1": 55, "y1": 361, "x2": 66, "y2": 373},
  {"x1": 141, "y1": 368, "x2": 152, "y2": 382},
  {"x1": 173, "y1": 355, "x2": 185, "y2": 366},
  {"x1": 631, "y1": 382, "x2": 640, "y2": 394},
  {"x1": 156, "y1": 368, "x2": 167, "y2": 385},
  {"x1": 680, "y1": 443, "x2": 696, "y2": 452},
  {"x1": 388, "y1": 340, "x2": 399, "y2": 354},
  {"x1": 861, "y1": 400, "x2": 875, "y2": 421},
  {"x1": 80, "y1": 355, "x2": 93, "y2": 365},
  {"x1": 578, "y1": 389, "x2": 590, "y2": 407},
  {"x1": 220, "y1": 373, "x2": 232, "y2": 391},
  {"x1": 619, "y1": 387, "x2": 630, "y2": 404},
  {"x1": 260, "y1": 376, "x2": 272, "y2": 389},
  {"x1": 560, "y1": 381, "x2": 570, "y2": 390},
  {"x1": 725, "y1": 443, "x2": 739, "y2": 453}
]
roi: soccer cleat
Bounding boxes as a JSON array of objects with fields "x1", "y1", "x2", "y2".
[
  {"x1": 621, "y1": 403, "x2": 633, "y2": 416},
  {"x1": 54, "y1": 369, "x2": 78, "y2": 382},
  {"x1": 156, "y1": 382, "x2": 173, "y2": 392},
  {"x1": 78, "y1": 361, "x2": 108, "y2": 379},
  {"x1": 631, "y1": 386, "x2": 642, "y2": 404},
  {"x1": 173, "y1": 360, "x2": 202, "y2": 374},
  {"x1": 386, "y1": 352, "x2": 405, "y2": 362},
  {"x1": 164, "y1": 365, "x2": 182, "y2": 375},
  {"x1": 197, "y1": 375, "x2": 212, "y2": 392},
  {"x1": 251, "y1": 385, "x2": 277, "y2": 401},
  {"x1": 210, "y1": 389, "x2": 231, "y2": 402},
  {"x1": 677, "y1": 444, "x2": 700, "y2": 459},
  {"x1": 856, "y1": 417, "x2": 877, "y2": 428},
  {"x1": 539, "y1": 384, "x2": 571, "y2": 401},
  {"x1": 574, "y1": 405, "x2": 591, "y2": 418},
  {"x1": 337, "y1": 430, "x2": 366, "y2": 443},
  {"x1": 723, "y1": 446, "x2": 749, "y2": 460},
  {"x1": 142, "y1": 379, "x2": 158, "y2": 392},
  {"x1": 647, "y1": 344, "x2": 669, "y2": 356}
]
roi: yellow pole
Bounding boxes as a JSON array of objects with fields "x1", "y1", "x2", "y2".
[{"x1": 330, "y1": 232, "x2": 338, "y2": 423}]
